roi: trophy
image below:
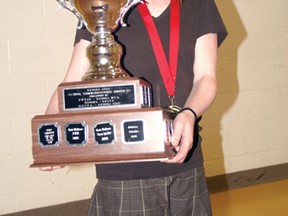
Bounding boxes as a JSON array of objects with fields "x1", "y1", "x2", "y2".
[
  {"x1": 56, "y1": 0, "x2": 152, "y2": 112},
  {"x1": 31, "y1": 0, "x2": 176, "y2": 167}
]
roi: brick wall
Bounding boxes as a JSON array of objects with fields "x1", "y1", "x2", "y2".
[
  {"x1": 0, "y1": 0, "x2": 287, "y2": 214},
  {"x1": 201, "y1": 0, "x2": 288, "y2": 176},
  {"x1": 0, "y1": 0, "x2": 96, "y2": 214}
]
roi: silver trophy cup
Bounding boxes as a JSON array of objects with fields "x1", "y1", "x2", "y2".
[{"x1": 57, "y1": 0, "x2": 144, "y2": 80}]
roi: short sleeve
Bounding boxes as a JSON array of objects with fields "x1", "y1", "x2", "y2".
[
  {"x1": 74, "y1": 22, "x2": 93, "y2": 46},
  {"x1": 197, "y1": 0, "x2": 228, "y2": 47}
]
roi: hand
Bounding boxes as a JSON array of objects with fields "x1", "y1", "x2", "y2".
[
  {"x1": 39, "y1": 165, "x2": 65, "y2": 171},
  {"x1": 164, "y1": 110, "x2": 196, "y2": 163}
]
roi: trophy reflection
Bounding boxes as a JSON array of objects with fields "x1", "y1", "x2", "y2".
[{"x1": 30, "y1": 0, "x2": 175, "y2": 167}]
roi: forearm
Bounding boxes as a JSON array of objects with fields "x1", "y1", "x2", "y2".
[
  {"x1": 184, "y1": 74, "x2": 217, "y2": 118},
  {"x1": 45, "y1": 39, "x2": 90, "y2": 115},
  {"x1": 166, "y1": 33, "x2": 218, "y2": 163},
  {"x1": 183, "y1": 33, "x2": 218, "y2": 118},
  {"x1": 45, "y1": 90, "x2": 59, "y2": 114}
]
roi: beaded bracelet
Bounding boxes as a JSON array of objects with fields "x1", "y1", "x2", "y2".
[{"x1": 177, "y1": 107, "x2": 198, "y2": 120}]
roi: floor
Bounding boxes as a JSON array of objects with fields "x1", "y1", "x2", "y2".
[
  {"x1": 210, "y1": 179, "x2": 288, "y2": 216},
  {"x1": 4, "y1": 179, "x2": 288, "y2": 216}
]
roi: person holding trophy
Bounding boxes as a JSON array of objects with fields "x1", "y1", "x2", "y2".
[{"x1": 43, "y1": 0, "x2": 227, "y2": 215}]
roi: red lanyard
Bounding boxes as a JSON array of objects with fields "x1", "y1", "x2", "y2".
[{"x1": 138, "y1": 0, "x2": 180, "y2": 100}]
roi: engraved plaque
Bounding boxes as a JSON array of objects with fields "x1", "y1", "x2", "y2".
[
  {"x1": 65, "y1": 122, "x2": 87, "y2": 145},
  {"x1": 63, "y1": 84, "x2": 135, "y2": 111},
  {"x1": 57, "y1": 78, "x2": 153, "y2": 113},
  {"x1": 123, "y1": 120, "x2": 145, "y2": 143},
  {"x1": 38, "y1": 123, "x2": 60, "y2": 147},
  {"x1": 94, "y1": 122, "x2": 115, "y2": 145}
]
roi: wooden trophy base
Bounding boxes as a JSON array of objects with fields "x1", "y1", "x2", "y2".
[{"x1": 31, "y1": 107, "x2": 175, "y2": 167}]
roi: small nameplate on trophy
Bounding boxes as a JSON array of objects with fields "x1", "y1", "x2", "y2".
[
  {"x1": 123, "y1": 120, "x2": 145, "y2": 143},
  {"x1": 63, "y1": 84, "x2": 135, "y2": 111},
  {"x1": 38, "y1": 123, "x2": 60, "y2": 147},
  {"x1": 94, "y1": 122, "x2": 115, "y2": 145},
  {"x1": 65, "y1": 123, "x2": 87, "y2": 145}
]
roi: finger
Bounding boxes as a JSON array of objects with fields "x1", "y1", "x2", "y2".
[
  {"x1": 39, "y1": 167, "x2": 53, "y2": 171},
  {"x1": 163, "y1": 156, "x2": 185, "y2": 163},
  {"x1": 165, "y1": 146, "x2": 189, "y2": 163},
  {"x1": 165, "y1": 131, "x2": 193, "y2": 164},
  {"x1": 39, "y1": 165, "x2": 64, "y2": 171},
  {"x1": 171, "y1": 120, "x2": 184, "y2": 147},
  {"x1": 163, "y1": 145, "x2": 188, "y2": 163}
]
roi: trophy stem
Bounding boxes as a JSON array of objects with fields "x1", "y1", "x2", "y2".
[{"x1": 82, "y1": 26, "x2": 130, "y2": 81}]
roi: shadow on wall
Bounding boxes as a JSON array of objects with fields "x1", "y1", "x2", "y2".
[{"x1": 202, "y1": 0, "x2": 247, "y2": 183}]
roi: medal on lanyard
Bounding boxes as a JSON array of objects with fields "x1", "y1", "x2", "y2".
[{"x1": 138, "y1": 0, "x2": 181, "y2": 114}]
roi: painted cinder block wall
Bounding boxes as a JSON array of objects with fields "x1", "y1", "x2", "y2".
[{"x1": 0, "y1": 0, "x2": 287, "y2": 214}]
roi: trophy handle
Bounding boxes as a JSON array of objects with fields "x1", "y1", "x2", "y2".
[
  {"x1": 118, "y1": 0, "x2": 145, "y2": 26},
  {"x1": 56, "y1": 0, "x2": 86, "y2": 29},
  {"x1": 57, "y1": 0, "x2": 145, "y2": 28}
]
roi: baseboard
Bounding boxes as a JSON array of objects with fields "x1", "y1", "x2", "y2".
[
  {"x1": 4, "y1": 163, "x2": 288, "y2": 216},
  {"x1": 206, "y1": 163, "x2": 288, "y2": 193},
  {"x1": 3, "y1": 200, "x2": 90, "y2": 216}
]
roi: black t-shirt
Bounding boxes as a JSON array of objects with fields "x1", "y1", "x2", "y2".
[{"x1": 75, "y1": 0, "x2": 227, "y2": 180}]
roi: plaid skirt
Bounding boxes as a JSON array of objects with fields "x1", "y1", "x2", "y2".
[{"x1": 87, "y1": 166, "x2": 212, "y2": 216}]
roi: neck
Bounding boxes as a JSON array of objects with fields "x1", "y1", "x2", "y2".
[{"x1": 145, "y1": 0, "x2": 171, "y2": 17}]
